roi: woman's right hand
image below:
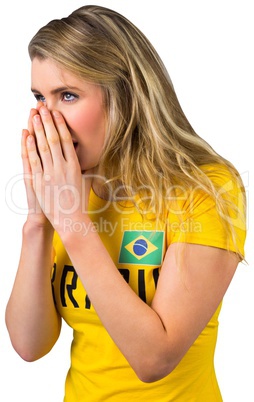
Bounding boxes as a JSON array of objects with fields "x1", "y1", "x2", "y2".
[{"x1": 22, "y1": 105, "x2": 52, "y2": 228}]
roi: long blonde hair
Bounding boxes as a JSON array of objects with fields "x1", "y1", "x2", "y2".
[{"x1": 28, "y1": 5, "x2": 245, "y2": 257}]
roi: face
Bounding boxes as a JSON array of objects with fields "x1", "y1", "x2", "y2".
[{"x1": 31, "y1": 57, "x2": 106, "y2": 173}]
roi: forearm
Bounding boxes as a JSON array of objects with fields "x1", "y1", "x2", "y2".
[
  {"x1": 5, "y1": 222, "x2": 61, "y2": 361},
  {"x1": 60, "y1": 215, "x2": 174, "y2": 381}
]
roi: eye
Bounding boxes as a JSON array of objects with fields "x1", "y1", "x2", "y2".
[
  {"x1": 62, "y1": 92, "x2": 78, "y2": 103},
  {"x1": 34, "y1": 94, "x2": 46, "y2": 103}
]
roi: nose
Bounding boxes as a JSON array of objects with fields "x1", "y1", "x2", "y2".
[
  {"x1": 37, "y1": 100, "x2": 55, "y2": 112},
  {"x1": 44, "y1": 99, "x2": 54, "y2": 112},
  {"x1": 38, "y1": 96, "x2": 56, "y2": 112}
]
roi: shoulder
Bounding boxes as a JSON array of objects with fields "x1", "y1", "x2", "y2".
[
  {"x1": 166, "y1": 162, "x2": 246, "y2": 257},
  {"x1": 168, "y1": 162, "x2": 244, "y2": 215},
  {"x1": 199, "y1": 162, "x2": 243, "y2": 192},
  {"x1": 199, "y1": 163, "x2": 246, "y2": 227}
]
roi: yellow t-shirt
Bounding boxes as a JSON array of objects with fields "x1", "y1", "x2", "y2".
[{"x1": 52, "y1": 164, "x2": 246, "y2": 402}]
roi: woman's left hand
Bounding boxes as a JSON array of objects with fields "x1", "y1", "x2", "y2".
[{"x1": 26, "y1": 105, "x2": 91, "y2": 231}]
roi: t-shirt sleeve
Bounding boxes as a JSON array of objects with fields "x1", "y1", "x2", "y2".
[{"x1": 166, "y1": 165, "x2": 246, "y2": 258}]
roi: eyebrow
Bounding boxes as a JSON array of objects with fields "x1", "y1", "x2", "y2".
[{"x1": 31, "y1": 86, "x2": 80, "y2": 95}]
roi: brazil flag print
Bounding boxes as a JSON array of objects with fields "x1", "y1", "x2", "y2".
[{"x1": 119, "y1": 231, "x2": 164, "y2": 265}]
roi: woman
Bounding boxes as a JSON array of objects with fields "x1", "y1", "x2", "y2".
[{"x1": 5, "y1": 5, "x2": 246, "y2": 401}]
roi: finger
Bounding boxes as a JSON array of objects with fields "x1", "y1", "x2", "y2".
[
  {"x1": 27, "y1": 102, "x2": 44, "y2": 134},
  {"x1": 52, "y1": 110, "x2": 78, "y2": 162},
  {"x1": 32, "y1": 113, "x2": 53, "y2": 172},
  {"x1": 21, "y1": 129, "x2": 30, "y2": 160},
  {"x1": 38, "y1": 107, "x2": 65, "y2": 165},
  {"x1": 28, "y1": 108, "x2": 39, "y2": 135},
  {"x1": 36, "y1": 101, "x2": 44, "y2": 111},
  {"x1": 21, "y1": 130, "x2": 33, "y2": 185},
  {"x1": 21, "y1": 130, "x2": 39, "y2": 207},
  {"x1": 26, "y1": 133, "x2": 43, "y2": 174}
]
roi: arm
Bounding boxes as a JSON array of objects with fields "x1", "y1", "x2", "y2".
[
  {"x1": 60, "y1": 219, "x2": 239, "y2": 382},
  {"x1": 5, "y1": 221, "x2": 61, "y2": 362},
  {"x1": 22, "y1": 105, "x2": 240, "y2": 380},
  {"x1": 5, "y1": 111, "x2": 61, "y2": 362}
]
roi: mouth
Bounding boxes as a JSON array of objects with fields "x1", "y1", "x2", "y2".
[{"x1": 72, "y1": 141, "x2": 78, "y2": 150}]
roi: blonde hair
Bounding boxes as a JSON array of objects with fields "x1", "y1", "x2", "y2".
[{"x1": 28, "y1": 5, "x2": 245, "y2": 258}]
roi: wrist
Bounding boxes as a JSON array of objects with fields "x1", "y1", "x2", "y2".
[
  {"x1": 23, "y1": 218, "x2": 54, "y2": 240},
  {"x1": 56, "y1": 213, "x2": 94, "y2": 243}
]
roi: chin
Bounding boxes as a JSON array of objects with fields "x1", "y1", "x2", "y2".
[{"x1": 80, "y1": 164, "x2": 100, "y2": 175}]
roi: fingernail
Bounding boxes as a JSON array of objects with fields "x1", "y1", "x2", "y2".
[
  {"x1": 40, "y1": 107, "x2": 49, "y2": 115},
  {"x1": 33, "y1": 115, "x2": 41, "y2": 124},
  {"x1": 52, "y1": 111, "x2": 61, "y2": 118},
  {"x1": 27, "y1": 135, "x2": 34, "y2": 143}
]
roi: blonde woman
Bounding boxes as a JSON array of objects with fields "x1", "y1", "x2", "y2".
[{"x1": 6, "y1": 5, "x2": 246, "y2": 401}]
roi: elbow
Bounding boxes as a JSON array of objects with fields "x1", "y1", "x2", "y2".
[
  {"x1": 136, "y1": 365, "x2": 175, "y2": 384},
  {"x1": 17, "y1": 351, "x2": 41, "y2": 363},
  {"x1": 137, "y1": 369, "x2": 175, "y2": 384},
  {"x1": 9, "y1": 337, "x2": 51, "y2": 362},
  {"x1": 5, "y1": 311, "x2": 61, "y2": 363},
  {"x1": 5, "y1": 320, "x2": 59, "y2": 362},
  {"x1": 134, "y1": 356, "x2": 178, "y2": 383},
  {"x1": 5, "y1": 324, "x2": 48, "y2": 362}
]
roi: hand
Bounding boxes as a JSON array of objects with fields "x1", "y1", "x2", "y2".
[
  {"x1": 22, "y1": 105, "x2": 51, "y2": 227},
  {"x1": 25, "y1": 105, "x2": 91, "y2": 231}
]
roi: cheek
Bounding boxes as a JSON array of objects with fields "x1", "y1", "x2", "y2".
[
  {"x1": 65, "y1": 106, "x2": 105, "y2": 140},
  {"x1": 71, "y1": 115, "x2": 86, "y2": 134}
]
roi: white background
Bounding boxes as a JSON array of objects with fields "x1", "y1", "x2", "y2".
[{"x1": 0, "y1": 1, "x2": 253, "y2": 400}]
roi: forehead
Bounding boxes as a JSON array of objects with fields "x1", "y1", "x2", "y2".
[
  {"x1": 31, "y1": 57, "x2": 103, "y2": 97},
  {"x1": 31, "y1": 58, "x2": 78, "y2": 87}
]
